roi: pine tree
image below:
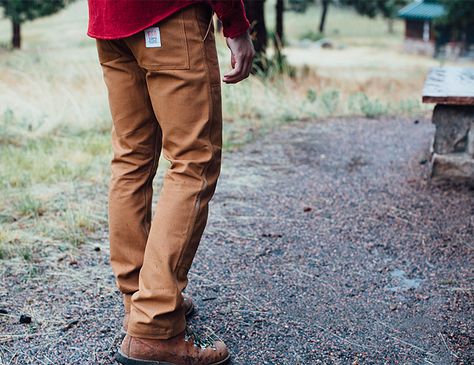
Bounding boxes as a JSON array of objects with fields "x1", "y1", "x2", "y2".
[
  {"x1": 343, "y1": 0, "x2": 409, "y2": 33},
  {"x1": 243, "y1": 0, "x2": 268, "y2": 56},
  {"x1": 439, "y1": 0, "x2": 474, "y2": 35},
  {"x1": 0, "y1": 0, "x2": 68, "y2": 49}
]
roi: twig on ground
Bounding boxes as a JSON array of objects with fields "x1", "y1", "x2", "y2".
[
  {"x1": 0, "y1": 331, "x2": 61, "y2": 343},
  {"x1": 292, "y1": 267, "x2": 338, "y2": 293},
  {"x1": 438, "y1": 332, "x2": 459, "y2": 359},
  {"x1": 388, "y1": 335, "x2": 434, "y2": 356}
]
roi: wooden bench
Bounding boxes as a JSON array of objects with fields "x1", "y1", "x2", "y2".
[{"x1": 423, "y1": 67, "x2": 474, "y2": 184}]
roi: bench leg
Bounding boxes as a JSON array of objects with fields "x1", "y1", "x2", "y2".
[
  {"x1": 430, "y1": 104, "x2": 474, "y2": 184},
  {"x1": 432, "y1": 104, "x2": 473, "y2": 154}
]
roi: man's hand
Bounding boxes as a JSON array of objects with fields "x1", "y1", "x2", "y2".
[{"x1": 223, "y1": 31, "x2": 255, "y2": 84}]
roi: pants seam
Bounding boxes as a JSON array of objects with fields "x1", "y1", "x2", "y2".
[
  {"x1": 144, "y1": 125, "x2": 160, "y2": 229},
  {"x1": 174, "y1": 6, "x2": 216, "y2": 273}
]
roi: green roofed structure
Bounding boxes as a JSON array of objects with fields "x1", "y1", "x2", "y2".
[
  {"x1": 398, "y1": 0, "x2": 445, "y2": 56},
  {"x1": 398, "y1": 0, "x2": 445, "y2": 20}
]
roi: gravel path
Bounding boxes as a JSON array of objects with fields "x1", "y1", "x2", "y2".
[{"x1": 1, "y1": 117, "x2": 473, "y2": 365}]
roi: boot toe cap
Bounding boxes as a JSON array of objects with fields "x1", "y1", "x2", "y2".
[{"x1": 211, "y1": 340, "x2": 230, "y2": 362}]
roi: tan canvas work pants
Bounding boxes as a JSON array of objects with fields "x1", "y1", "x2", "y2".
[{"x1": 96, "y1": 4, "x2": 222, "y2": 339}]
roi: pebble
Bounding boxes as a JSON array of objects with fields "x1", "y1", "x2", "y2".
[{"x1": 19, "y1": 314, "x2": 32, "y2": 324}]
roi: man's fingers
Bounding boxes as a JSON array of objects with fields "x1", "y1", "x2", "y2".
[
  {"x1": 224, "y1": 55, "x2": 244, "y2": 80},
  {"x1": 224, "y1": 31, "x2": 255, "y2": 84},
  {"x1": 239, "y1": 58, "x2": 251, "y2": 81},
  {"x1": 243, "y1": 56, "x2": 252, "y2": 78},
  {"x1": 224, "y1": 54, "x2": 252, "y2": 83},
  {"x1": 223, "y1": 62, "x2": 242, "y2": 78},
  {"x1": 223, "y1": 66, "x2": 243, "y2": 83}
]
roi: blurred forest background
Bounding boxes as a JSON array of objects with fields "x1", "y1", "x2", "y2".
[{"x1": 0, "y1": 0, "x2": 473, "y2": 261}]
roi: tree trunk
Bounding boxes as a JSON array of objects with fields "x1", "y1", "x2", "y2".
[
  {"x1": 216, "y1": 18, "x2": 222, "y2": 34},
  {"x1": 319, "y1": 0, "x2": 330, "y2": 34},
  {"x1": 12, "y1": 22, "x2": 21, "y2": 49},
  {"x1": 243, "y1": 0, "x2": 267, "y2": 55},
  {"x1": 275, "y1": 0, "x2": 284, "y2": 46},
  {"x1": 387, "y1": 18, "x2": 394, "y2": 34}
]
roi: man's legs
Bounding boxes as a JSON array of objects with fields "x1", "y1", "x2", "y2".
[
  {"x1": 97, "y1": 39, "x2": 161, "y2": 309},
  {"x1": 98, "y1": 4, "x2": 222, "y2": 340},
  {"x1": 124, "y1": 4, "x2": 223, "y2": 339}
]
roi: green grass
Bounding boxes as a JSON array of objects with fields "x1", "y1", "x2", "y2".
[
  {"x1": 0, "y1": 0, "x2": 464, "y2": 260},
  {"x1": 265, "y1": 0, "x2": 404, "y2": 47},
  {"x1": 54, "y1": 205, "x2": 102, "y2": 246},
  {"x1": 0, "y1": 133, "x2": 110, "y2": 188},
  {"x1": 0, "y1": 129, "x2": 110, "y2": 259},
  {"x1": 0, "y1": 227, "x2": 34, "y2": 260},
  {"x1": 14, "y1": 194, "x2": 46, "y2": 218}
]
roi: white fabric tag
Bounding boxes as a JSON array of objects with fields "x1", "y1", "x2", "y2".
[{"x1": 145, "y1": 27, "x2": 161, "y2": 48}]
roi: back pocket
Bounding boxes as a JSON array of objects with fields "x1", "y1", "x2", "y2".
[{"x1": 126, "y1": 11, "x2": 190, "y2": 71}]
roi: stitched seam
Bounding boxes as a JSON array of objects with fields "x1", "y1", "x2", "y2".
[
  {"x1": 142, "y1": 123, "x2": 160, "y2": 239},
  {"x1": 124, "y1": 65, "x2": 159, "y2": 240},
  {"x1": 174, "y1": 6, "x2": 216, "y2": 273},
  {"x1": 182, "y1": 9, "x2": 191, "y2": 70}
]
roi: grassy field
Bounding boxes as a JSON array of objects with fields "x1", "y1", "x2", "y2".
[{"x1": 0, "y1": 0, "x2": 471, "y2": 260}]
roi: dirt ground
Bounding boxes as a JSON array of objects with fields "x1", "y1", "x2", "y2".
[{"x1": 1, "y1": 117, "x2": 473, "y2": 364}]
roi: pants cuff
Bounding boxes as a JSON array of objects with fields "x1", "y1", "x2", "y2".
[{"x1": 127, "y1": 308, "x2": 187, "y2": 340}]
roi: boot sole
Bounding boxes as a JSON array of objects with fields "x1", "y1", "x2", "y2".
[
  {"x1": 120, "y1": 304, "x2": 195, "y2": 338},
  {"x1": 115, "y1": 350, "x2": 230, "y2": 365}
]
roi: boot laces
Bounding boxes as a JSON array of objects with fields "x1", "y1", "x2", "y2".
[{"x1": 184, "y1": 327, "x2": 216, "y2": 350}]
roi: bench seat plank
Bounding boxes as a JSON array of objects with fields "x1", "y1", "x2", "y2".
[{"x1": 423, "y1": 67, "x2": 474, "y2": 105}]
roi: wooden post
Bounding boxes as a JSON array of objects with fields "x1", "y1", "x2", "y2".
[
  {"x1": 319, "y1": 0, "x2": 330, "y2": 34},
  {"x1": 387, "y1": 18, "x2": 394, "y2": 34},
  {"x1": 276, "y1": 0, "x2": 284, "y2": 46},
  {"x1": 244, "y1": 0, "x2": 268, "y2": 55},
  {"x1": 12, "y1": 22, "x2": 21, "y2": 49}
]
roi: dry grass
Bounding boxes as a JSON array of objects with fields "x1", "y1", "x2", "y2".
[{"x1": 0, "y1": 0, "x2": 472, "y2": 259}]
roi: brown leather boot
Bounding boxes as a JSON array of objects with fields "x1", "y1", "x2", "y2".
[
  {"x1": 116, "y1": 327, "x2": 230, "y2": 365},
  {"x1": 122, "y1": 295, "x2": 194, "y2": 336}
]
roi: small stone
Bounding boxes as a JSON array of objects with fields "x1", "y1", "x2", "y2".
[
  {"x1": 303, "y1": 207, "x2": 312, "y2": 212},
  {"x1": 19, "y1": 314, "x2": 32, "y2": 324},
  {"x1": 413, "y1": 120, "x2": 419, "y2": 124},
  {"x1": 416, "y1": 294, "x2": 430, "y2": 301},
  {"x1": 203, "y1": 297, "x2": 217, "y2": 301},
  {"x1": 0, "y1": 308, "x2": 8, "y2": 315},
  {"x1": 389, "y1": 304, "x2": 397, "y2": 311},
  {"x1": 62, "y1": 320, "x2": 79, "y2": 331},
  {"x1": 94, "y1": 246, "x2": 101, "y2": 252},
  {"x1": 419, "y1": 159, "x2": 428, "y2": 165},
  {"x1": 261, "y1": 233, "x2": 283, "y2": 239}
]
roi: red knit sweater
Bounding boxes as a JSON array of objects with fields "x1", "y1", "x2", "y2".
[{"x1": 87, "y1": 0, "x2": 250, "y2": 39}]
